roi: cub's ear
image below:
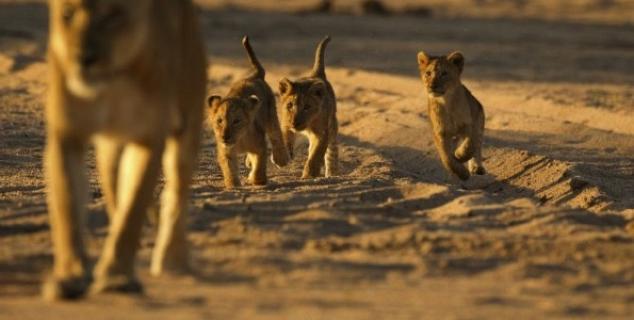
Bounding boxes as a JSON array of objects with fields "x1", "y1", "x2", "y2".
[
  {"x1": 447, "y1": 51, "x2": 465, "y2": 74},
  {"x1": 207, "y1": 95, "x2": 222, "y2": 108},
  {"x1": 417, "y1": 51, "x2": 430, "y2": 68},
  {"x1": 246, "y1": 95, "x2": 261, "y2": 113},
  {"x1": 279, "y1": 78, "x2": 294, "y2": 96},
  {"x1": 309, "y1": 80, "x2": 326, "y2": 101}
]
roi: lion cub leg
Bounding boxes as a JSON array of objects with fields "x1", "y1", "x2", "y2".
[
  {"x1": 433, "y1": 130, "x2": 470, "y2": 181},
  {"x1": 467, "y1": 118, "x2": 486, "y2": 175},
  {"x1": 454, "y1": 135, "x2": 475, "y2": 163},
  {"x1": 324, "y1": 123, "x2": 339, "y2": 177},
  {"x1": 218, "y1": 145, "x2": 241, "y2": 189},
  {"x1": 266, "y1": 101, "x2": 291, "y2": 168},
  {"x1": 246, "y1": 152, "x2": 267, "y2": 186},
  {"x1": 91, "y1": 142, "x2": 163, "y2": 294},
  {"x1": 42, "y1": 136, "x2": 91, "y2": 300},
  {"x1": 282, "y1": 126, "x2": 296, "y2": 160},
  {"x1": 303, "y1": 131, "x2": 328, "y2": 179},
  {"x1": 150, "y1": 135, "x2": 197, "y2": 276},
  {"x1": 245, "y1": 133, "x2": 267, "y2": 185}
]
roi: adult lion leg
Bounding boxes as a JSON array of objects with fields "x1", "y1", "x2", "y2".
[
  {"x1": 95, "y1": 136, "x2": 123, "y2": 221},
  {"x1": 42, "y1": 135, "x2": 91, "y2": 301},
  {"x1": 92, "y1": 141, "x2": 163, "y2": 294},
  {"x1": 151, "y1": 134, "x2": 198, "y2": 276}
]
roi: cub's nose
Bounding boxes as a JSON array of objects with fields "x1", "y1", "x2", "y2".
[{"x1": 79, "y1": 50, "x2": 99, "y2": 68}]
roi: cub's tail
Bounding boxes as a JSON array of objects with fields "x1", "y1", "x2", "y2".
[
  {"x1": 242, "y1": 36, "x2": 265, "y2": 79},
  {"x1": 310, "y1": 36, "x2": 331, "y2": 78}
]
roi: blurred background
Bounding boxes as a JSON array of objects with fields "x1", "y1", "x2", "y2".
[{"x1": 195, "y1": 0, "x2": 634, "y2": 24}]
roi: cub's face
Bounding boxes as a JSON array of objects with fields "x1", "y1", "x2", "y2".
[
  {"x1": 49, "y1": 0, "x2": 152, "y2": 97},
  {"x1": 207, "y1": 95, "x2": 260, "y2": 146},
  {"x1": 417, "y1": 51, "x2": 464, "y2": 97},
  {"x1": 278, "y1": 78, "x2": 326, "y2": 131}
]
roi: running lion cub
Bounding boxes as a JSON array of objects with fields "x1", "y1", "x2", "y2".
[
  {"x1": 417, "y1": 50, "x2": 486, "y2": 181},
  {"x1": 279, "y1": 36, "x2": 339, "y2": 179},
  {"x1": 44, "y1": 0, "x2": 206, "y2": 300},
  {"x1": 207, "y1": 36, "x2": 290, "y2": 189}
]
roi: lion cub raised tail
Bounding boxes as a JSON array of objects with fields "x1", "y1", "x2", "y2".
[
  {"x1": 278, "y1": 36, "x2": 339, "y2": 179},
  {"x1": 417, "y1": 50, "x2": 486, "y2": 181},
  {"x1": 207, "y1": 36, "x2": 289, "y2": 189}
]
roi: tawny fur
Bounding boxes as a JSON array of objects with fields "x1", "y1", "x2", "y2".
[
  {"x1": 207, "y1": 36, "x2": 290, "y2": 189},
  {"x1": 279, "y1": 36, "x2": 339, "y2": 179},
  {"x1": 43, "y1": 0, "x2": 206, "y2": 300},
  {"x1": 417, "y1": 50, "x2": 486, "y2": 181}
]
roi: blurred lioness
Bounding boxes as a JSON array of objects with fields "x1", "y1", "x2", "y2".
[{"x1": 44, "y1": 0, "x2": 207, "y2": 300}]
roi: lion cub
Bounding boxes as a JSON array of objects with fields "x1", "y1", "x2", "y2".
[
  {"x1": 207, "y1": 36, "x2": 290, "y2": 189},
  {"x1": 279, "y1": 36, "x2": 339, "y2": 179},
  {"x1": 43, "y1": 0, "x2": 206, "y2": 300},
  {"x1": 417, "y1": 50, "x2": 486, "y2": 181}
]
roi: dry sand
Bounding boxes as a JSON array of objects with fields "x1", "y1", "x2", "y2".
[{"x1": 1, "y1": 1, "x2": 633, "y2": 319}]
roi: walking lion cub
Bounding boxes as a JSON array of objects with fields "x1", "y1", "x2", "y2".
[
  {"x1": 44, "y1": 0, "x2": 206, "y2": 300},
  {"x1": 278, "y1": 36, "x2": 339, "y2": 179},
  {"x1": 207, "y1": 36, "x2": 290, "y2": 189},
  {"x1": 417, "y1": 50, "x2": 486, "y2": 180}
]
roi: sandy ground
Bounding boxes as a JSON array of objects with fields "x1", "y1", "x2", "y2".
[{"x1": 1, "y1": 1, "x2": 634, "y2": 319}]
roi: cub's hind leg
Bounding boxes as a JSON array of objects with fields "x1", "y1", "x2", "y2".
[
  {"x1": 151, "y1": 133, "x2": 198, "y2": 276},
  {"x1": 266, "y1": 100, "x2": 290, "y2": 167},
  {"x1": 92, "y1": 141, "x2": 163, "y2": 294},
  {"x1": 324, "y1": 122, "x2": 339, "y2": 177},
  {"x1": 42, "y1": 135, "x2": 91, "y2": 301}
]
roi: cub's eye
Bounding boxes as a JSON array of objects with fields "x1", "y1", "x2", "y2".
[
  {"x1": 286, "y1": 102, "x2": 293, "y2": 110},
  {"x1": 216, "y1": 118, "x2": 223, "y2": 125},
  {"x1": 62, "y1": 5, "x2": 75, "y2": 25},
  {"x1": 233, "y1": 118, "x2": 241, "y2": 125},
  {"x1": 425, "y1": 71, "x2": 432, "y2": 77}
]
